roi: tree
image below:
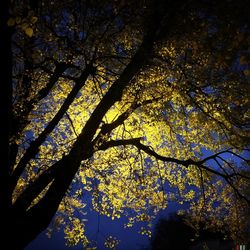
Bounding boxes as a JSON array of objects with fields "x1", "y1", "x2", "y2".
[
  {"x1": 149, "y1": 213, "x2": 233, "y2": 250},
  {"x1": 150, "y1": 213, "x2": 197, "y2": 250},
  {"x1": 1, "y1": 0, "x2": 249, "y2": 249}
]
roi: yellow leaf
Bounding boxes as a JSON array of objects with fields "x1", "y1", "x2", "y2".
[
  {"x1": 25, "y1": 27, "x2": 33, "y2": 37},
  {"x1": 240, "y1": 56, "x2": 249, "y2": 65},
  {"x1": 16, "y1": 17, "x2": 21, "y2": 24},
  {"x1": 7, "y1": 18, "x2": 15, "y2": 26},
  {"x1": 31, "y1": 16, "x2": 38, "y2": 24},
  {"x1": 244, "y1": 69, "x2": 250, "y2": 76}
]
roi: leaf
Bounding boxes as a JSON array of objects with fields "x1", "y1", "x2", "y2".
[
  {"x1": 241, "y1": 54, "x2": 250, "y2": 64},
  {"x1": 25, "y1": 27, "x2": 33, "y2": 37},
  {"x1": 7, "y1": 18, "x2": 15, "y2": 26},
  {"x1": 243, "y1": 69, "x2": 250, "y2": 76},
  {"x1": 31, "y1": 16, "x2": 38, "y2": 24},
  {"x1": 15, "y1": 17, "x2": 21, "y2": 24}
]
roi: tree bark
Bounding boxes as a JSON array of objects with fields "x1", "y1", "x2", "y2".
[{"x1": 0, "y1": 0, "x2": 15, "y2": 248}]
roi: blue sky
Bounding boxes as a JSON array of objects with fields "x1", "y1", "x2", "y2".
[
  {"x1": 25, "y1": 149, "x2": 249, "y2": 250},
  {"x1": 25, "y1": 201, "x2": 185, "y2": 250}
]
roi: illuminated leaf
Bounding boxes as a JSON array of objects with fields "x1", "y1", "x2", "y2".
[
  {"x1": 24, "y1": 27, "x2": 33, "y2": 37},
  {"x1": 7, "y1": 18, "x2": 15, "y2": 26}
]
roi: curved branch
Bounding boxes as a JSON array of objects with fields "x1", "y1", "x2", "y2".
[
  {"x1": 98, "y1": 138, "x2": 250, "y2": 204},
  {"x1": 214, "y1": 158, "x2": 250, "y2": 203},
  {"x1": 98, "y1": 138, "x2": 194, "y2": 166}
]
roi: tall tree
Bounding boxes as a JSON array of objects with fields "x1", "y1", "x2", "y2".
[{"x1": 1, "y1": 0, "x2": 249, "y2": 249}]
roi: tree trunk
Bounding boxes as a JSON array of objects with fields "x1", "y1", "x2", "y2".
[{"x1": 0, "y1": 0, "x2": 15, "y2": 248}]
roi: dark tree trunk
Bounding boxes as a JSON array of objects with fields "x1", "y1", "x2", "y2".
[
  {"x1": 0, "y1": 0, "x2": 12, "y2": 208},
  {"x1": 0, "y1": 1, "x2": 173, "y2": 248},
  {"x1": 0, "y1": 0, "x2": 14, "y2": 248}
]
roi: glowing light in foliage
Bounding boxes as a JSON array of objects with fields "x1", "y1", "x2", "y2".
[{"x1": 4, "y1": 1, "x2": 250, "y2": 249}]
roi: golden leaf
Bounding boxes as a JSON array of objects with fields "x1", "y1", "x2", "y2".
[
  {"x1": 25, "y1": 27, "x2": 33, "y2": 37},
  {"x1": 7, "y1": 18, "x2": 15, "y2": 26}
]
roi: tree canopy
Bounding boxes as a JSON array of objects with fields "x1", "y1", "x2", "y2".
[{"x1": 1, "y1": 0, "x2": 250, "y2": 249}]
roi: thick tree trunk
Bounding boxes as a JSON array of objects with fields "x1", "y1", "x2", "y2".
[
  {"x1": 0, "y1": 0, "x2": 12, "y2": 208},
  {"x1": 0, "y1": 1, "x2": 173, "y2": 248},
  {"x1": 0, "y1": 0, "x2": 15, "y2": 248},
  {"x1": 9, "y1": 155, "x2": 83, "y2": 250}
]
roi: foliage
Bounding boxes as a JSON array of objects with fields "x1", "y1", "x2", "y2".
[
  {"x1": 1, "y1": 0, "x2": 250, "y2": 249},
  {"x1": 149, "y1": 213, "x2": 234, "y2": 250}
]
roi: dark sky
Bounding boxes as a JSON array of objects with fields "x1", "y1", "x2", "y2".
[
  {"x1": 25, "y1": 201, "x2": 183, "y2": 250},
  {"x1": 25, "y1": 150, "x2": 247, "y2": 250}
]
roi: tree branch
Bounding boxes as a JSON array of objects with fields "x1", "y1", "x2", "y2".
[
  {"x1": 13, "y1": 159, "x2": 62, "y2": 212},
  {"x1": 92, "y1": 97, "x2": 161, "y2": 146},
  {"x1": 11, "y1": 61, "x2": 67, "y2": 139},
  {"x1": 70, "y1": 31, "x2": 157, "y2": 156},
  {"x1": 98, "y1": 138, "x2": 250, "y2": 203},
  {"x1": 11, "y1": 65, "x2": 92, "y2": 192}
]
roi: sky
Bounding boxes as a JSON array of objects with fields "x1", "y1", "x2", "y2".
[
  {"x1": 24, "y1": 149, "x2": 249, "y2": 250},
  {"x1": 25, "y1": 201, "x2": 185, "y2": 250},
  {"x1": 7, "y1": 2, "x2": 249, "y2": 250}
]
